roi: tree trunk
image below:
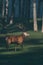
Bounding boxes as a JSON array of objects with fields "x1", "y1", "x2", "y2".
[
  {"x1": 33, "y1": 0, "x2": 38, "y2": 31},
  {"x1": 42, "y1": 16, "x2": 43, "y2": 32},
  {"x1": 6, "y1": 0, "x2": 8, "y2": 15},
  {"x1": 2, "y1": 0, "x2": 4, "y2": 17},
  {"x1": 19, "y1": 0, "x2": 21, "y2": 17},
  {"x1": 42, "y1": 1, "x2": 43, "y2": 32},
  {"x1": 37, "y1": 0, "x2": 41, "y2": 18}
]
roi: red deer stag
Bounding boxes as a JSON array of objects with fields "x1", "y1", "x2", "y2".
[{"x1": 5, "y1": 32, "x2": 30, "y2": 51}]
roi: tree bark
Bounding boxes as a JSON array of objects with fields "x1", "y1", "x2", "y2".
[
  {"x1": 33, "y1": 0, "x2": 38, "y2": 31},
  {"x1": 42, "y1": 1, "x2": 43, "y2": 32},
  {"x1": 37, "y1": 0, "x2": 41, "y2": 18}
]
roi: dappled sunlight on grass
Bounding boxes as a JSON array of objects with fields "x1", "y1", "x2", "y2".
[
  {"x1": 0, "y1": 31, "x2": 43, "y2": 65},
  {"x1": 0, "y1": 31, "x2": 43, "y2": 38},
  {"x1": 0, "y1": 44, "x2": 43, "y2": 55}
]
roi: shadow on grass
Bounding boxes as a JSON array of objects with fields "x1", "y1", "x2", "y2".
[
  {"x1": 0, "y1": 37, "x2": 43, "y2": 65},
  {"x1": 0, "y1": 47, "x2": 23, "y2": 52},
  {"x1": 24, "y1": 38, "x2": 43, "y2": 45},
  {"x1": 0, "y1": 47, "x2": 43, "y2": 65}
]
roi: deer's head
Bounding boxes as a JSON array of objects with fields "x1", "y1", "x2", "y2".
[{"x1": 23, "y1": 32, "x2": 30, "y2": 37}]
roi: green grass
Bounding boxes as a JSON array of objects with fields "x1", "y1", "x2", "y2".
[
  {"x1": 0, "y1": 31, "x2": 43, "y2": 38},
  {"x1": 0, "y1": 44, "x2": 43, "y2": 55},
  {"x1": 0, "y1": 44, "x2": 43, "y2": 65},
  {"x1": 0, "y1": 31, "x2": 43, "y2": 65}
]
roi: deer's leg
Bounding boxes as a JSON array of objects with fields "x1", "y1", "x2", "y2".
[
  {"x1": 6, "y1": 41, "x2": 10, "y2": 51},
  {"x1": 14, "y1": 42, "x2": 17, "y2": 51},
  {"x1": 20, "y1": 42, "x2": 24, "y2": 49}
]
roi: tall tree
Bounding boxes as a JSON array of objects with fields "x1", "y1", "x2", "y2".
[
  {"x1": 2, "y1": 0, "x2": 4, "y2": 17},
  {"x1": 27, "y1": 0, "x2": 30, "y2": 19},
  {"x1": 42, "y1": 1, "x2": 43, "y2": 32},
  {"x1": 33, "y1": 0, "x2": 38, "y2": 31},
  {"x1": 19, "y1": 0, "x2": 21, "y2": 17},
  {"x1": 10, "y1": 0, "x2": 15, "y2": 24},
  {"x1": 5, "y1": 0, "x2": 9, "y2": 23},
  {"x1": 0, "y1": 0, "x2": 3, "y2": 17},
  {"x1": 37, "y1": 0, "x2": 41, "y2": 18},
  {"x1": 21, "y1": 0, "x2": 25, "y2": 18}
]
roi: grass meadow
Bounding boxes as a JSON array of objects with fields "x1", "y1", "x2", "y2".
[{"x1": 0, "y1": 31, "x2": 43, "y2": 65}]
